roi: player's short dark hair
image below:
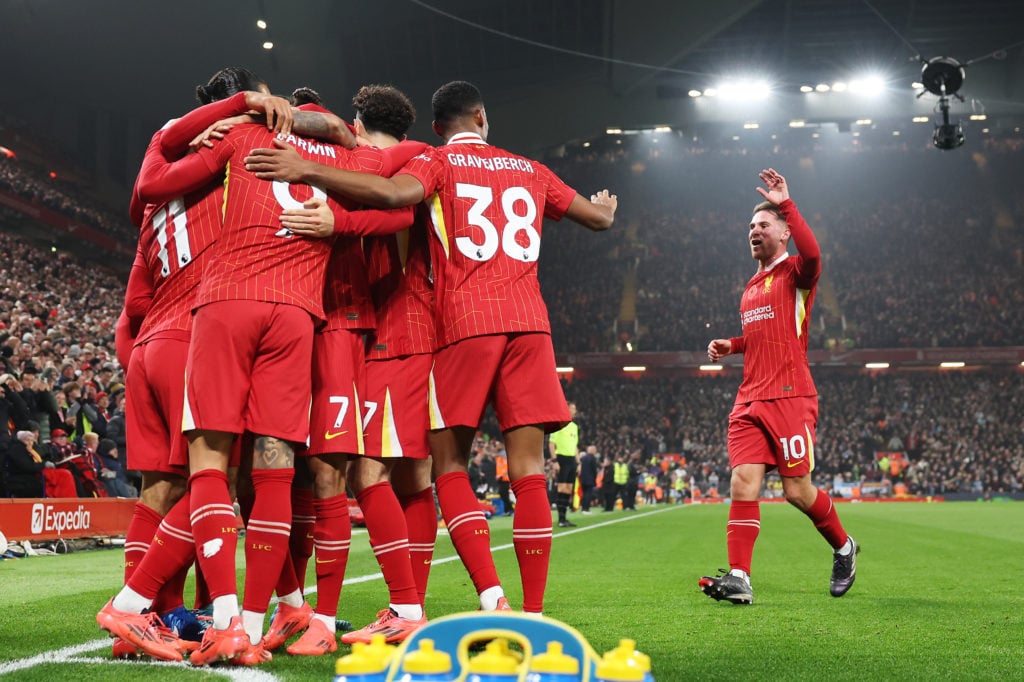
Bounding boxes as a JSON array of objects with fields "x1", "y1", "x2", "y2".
[
  {"x1": 291, "y1": 87, "x2": 323, "y2": 107},
  {"x1": 352, "y1": 85, "x2": 416, "y2": 140},
  {"x1": 431, "y1": 81, "x2": 483, "y2": 127},
  {"x1": 196, "y1": 67, "x2": 264, "y2": 105},
  {"x1": 752, "y1": 201, "x2": 785, "y2": 223}
]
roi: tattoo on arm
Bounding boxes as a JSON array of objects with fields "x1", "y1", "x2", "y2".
[
  {"x1": 293, "y1": 111, "x2": 331, "y2": 138},
  {"x1": 253, "y1": 436, "x2": 295, "y2": 470}
]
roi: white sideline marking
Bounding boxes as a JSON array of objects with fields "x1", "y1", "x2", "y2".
[{"x1": 1, "y1": 505, "x2": 686, "y2": 677}]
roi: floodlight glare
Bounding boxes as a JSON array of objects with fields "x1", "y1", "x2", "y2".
[
  {"x1": 800, "y1": 85, "x2": 814, "y2": 93},
  {"x1": 832, "y1": 81, "x2": 848, "y2": 92},
  {"x1": 969, "y1": 114, "x2": 987, "y2": 121},
  {"x1": 703, "y1": 88, "x2": 718, "y2": 97},
  {"x1": 256, "y1": 19, "x2": 267, "y2": 29},
  {"x1": 849, "y1": 77, "x2": 885, "y2": 95},
  {"x1": 654, "y1": 126, "x2": 672, "y2": 133},
  {"x1": 912, "y1": 116, "x2": 929, "y2": 123},
  {"x1": 717, "y1": 80, "x2": 770, "y2": 100},
  {"x1": 262, "y1": 41, "x2": 274, "y2": 50},
  {"x1": 788, "y1": 120, "x2": 806, "y2": 128},
  {"x1": 815, "y1": 83, "x2": 830, "y2": 92},
  {"x1": 687, "y1": 89, "x2": 702, "y2": 98}
]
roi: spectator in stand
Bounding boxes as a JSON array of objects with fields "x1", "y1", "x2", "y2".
[
  {"x1": 5, "y1": 427, "x2": 76, "y2": 498},
  {"x1": 97, "y1": 437, "x2": 135, "y2": 498},
  {"x1": 95, "y1": 363, "x2": 115, "y2": 393}
]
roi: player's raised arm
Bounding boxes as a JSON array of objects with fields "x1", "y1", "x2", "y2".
[
  {"x1": 244, "y1": 139, "x2": 426, "y2": 208},
  {"x1": 563, "y1": 189, "x2": 618, "y2": 231}
]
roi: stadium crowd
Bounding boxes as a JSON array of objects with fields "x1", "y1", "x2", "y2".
[
  {"x1": 541, "y1": 139, "x2": 1024, "y2": 353},
  {"x1": 0, "y1": 229, "x2": 132, "y2": 499},
  {"x1": 536, "y1": 369, "x2": 1024, "y2": 504}
]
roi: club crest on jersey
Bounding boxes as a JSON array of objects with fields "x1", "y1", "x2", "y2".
[{"x1": 763, "y1": 274, "x2": 774, "y2": 294}]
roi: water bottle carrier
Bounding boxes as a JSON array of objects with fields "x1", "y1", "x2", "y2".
[{"x1": 385, "y1": 611, "x2": 602, "y2": 681}]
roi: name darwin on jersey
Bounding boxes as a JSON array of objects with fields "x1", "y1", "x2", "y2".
[
  {"x1": 742, "y1": 305, "x2": 775, "y2": 325},
  {"x1": 278, "y1": 133, "x2": 337, "y2": 159},
  {"x1": 443, "y1": 152, "x2": 534, "y2": 173}
]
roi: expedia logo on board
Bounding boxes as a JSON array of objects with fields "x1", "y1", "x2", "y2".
[
  {"x1": 31, "y1": 503, "x2": 44, "y2": 534},
  {"x1": 30, "y1": 503, "x2": 92, "y2": 534}
]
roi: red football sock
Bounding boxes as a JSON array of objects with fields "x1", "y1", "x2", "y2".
[
  {"x1": 152, "y1": 499, "x2": 192, "y2": 614},
  {"x1": 804, "y1": 488, "x2": 849, "y2": 550},
  {"x1": 435, "y1": 471, "x2": 499, "y2": 596},
  {"x1": 357, "y1": 481, "x2": 419, "y2": 606},
  {"x1": 188, "y1": 469, "x2": 238, "y2": 600},
  {"x1": 727, "y1": 500, "x2": 761, "y2": 576},
  {"x1": 128, "y1": 494, "x2": 195, "y2": 601},
  {"x1": 311, "y1": 494, "x2": 351, "y2": 617},
  {"x1": 510, "y1": 474, "x2": 552, "y2": 613},
  {"x1": 193, "y1": 562, "x2": 211, "y2": 611},
  {"x1": 124, "y1": 502, "x2": 162, "y2": 583},
  {"x1": 399, "y1": 486, "x2": 437, "y2": 605},
  {"x1": 290, "y1": 487, "x2": 316, "y2": 593},
  {"x1": 241, "y1": 469, "x2": 294, "y2": 613}
]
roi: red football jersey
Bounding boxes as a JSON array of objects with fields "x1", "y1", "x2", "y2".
[
  {"x1": 731, "y1": 199, "x2": 821, "y2": 404},
  {"x1": 364, "y1": 206, "x2": 436, "y2": 359},
  {"x1": 129, "y1": 129, "x2": 223, "y2": 344},
  {"x1": 166, "y1": 123, "x2": 363, "y2": 318},
  {"x1": 397, "y1": 132, "x2": 576, "y2": 347},
  {"x1": 321, "y1": 140, "x2": 428, "y2": 332}
]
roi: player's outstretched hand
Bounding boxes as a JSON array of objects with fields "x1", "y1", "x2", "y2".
[
  {"x1": 245, "y1": 139, "x2": 308, "y2": 182},
  {"x1": 280, "y1": 197, "x2": 335, "y2": 238},
  {"x1": 707, "y1": 338, "x2": 733, "y2": 362},
  {"x1": 755, "y1": 168, "x2": 790, "y2": 205},
  {"x1": 591, "y1": 189, "x2": 618, "y2": 213}
]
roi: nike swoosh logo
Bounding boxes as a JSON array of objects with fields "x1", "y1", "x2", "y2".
[
  {"x1": 315, "y1": 557, "x2": 336, "y2": 564},
  {"x1": 324, "y1": 430, "x2": 347, "y2": 440},
  {"x1": 786, "y1": 460, "x2": 803, "y2": 468}
]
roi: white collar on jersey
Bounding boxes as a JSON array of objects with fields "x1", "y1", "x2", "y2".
[
  {"x1": 764, "y1": 252, "x2": 790, "y2": 272},
  {"x1": 446, "y1": 132, "x2": 487, "y2": 145}
]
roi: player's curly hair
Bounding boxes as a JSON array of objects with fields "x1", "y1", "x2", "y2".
[
  {"x1": 351, "y1": 85, "x2": 416, "y2": 140},
  {"x1": 431, "y1": 80, "x2": 482, "y2": 127},
  {"x1": 196, "y1": 67, "x2": 264, "y2": 105},
  {"x1": 291, "y1": 87, "x2": 323, "y2": 107}
]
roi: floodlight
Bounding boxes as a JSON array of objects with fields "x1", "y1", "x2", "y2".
[{"x1": 849, "y1": 77, "x2": 885, "y2": 95}]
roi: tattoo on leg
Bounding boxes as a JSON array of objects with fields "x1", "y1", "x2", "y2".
[{"x1": 254, "y1": 436, "x2": 295, "y2": 469}]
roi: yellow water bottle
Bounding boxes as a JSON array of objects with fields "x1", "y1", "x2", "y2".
[
  {"x1": 466, "y1": 638, "x2": 520, "y2": 682},
  {"x1": 397, "y1": 638, "x2": 455, "y2": 682},
  {"x1": 527, "y1": 641, "x2": 580, "y2": 682}
]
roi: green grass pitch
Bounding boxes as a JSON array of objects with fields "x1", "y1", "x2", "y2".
[{"x1": 1, "y1": 501, "x2": 1022, "y2": 680}]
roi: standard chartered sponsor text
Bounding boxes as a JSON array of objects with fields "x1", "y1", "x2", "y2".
[{"x1": 742, "y1": 305, "x2": 775, "y2": 325}]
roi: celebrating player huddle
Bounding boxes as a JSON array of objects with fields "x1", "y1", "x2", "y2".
[{"x1": 95, "y1": 69, "x2": 617, "y2": 666}]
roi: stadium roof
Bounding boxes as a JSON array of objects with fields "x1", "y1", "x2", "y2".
[{"x1": 3, "y1": 0, "x2": 1023, "y2": 196}]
